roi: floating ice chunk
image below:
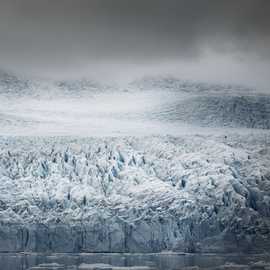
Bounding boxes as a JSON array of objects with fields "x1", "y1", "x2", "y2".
[
  {"x1": 78, "y1": 264, "x2": 153, "y2": 270},
  {"x1": 28, "y1": 262, "x2": 65, "y2": 269}
]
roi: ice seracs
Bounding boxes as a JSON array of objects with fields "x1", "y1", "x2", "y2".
[{"x1": 0, "y1": 134, "x2": 269, "y2": 253}]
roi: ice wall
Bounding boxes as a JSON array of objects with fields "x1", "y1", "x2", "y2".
[{"x1": 0, "y1": 135, "x2": 269, "y2": 253}]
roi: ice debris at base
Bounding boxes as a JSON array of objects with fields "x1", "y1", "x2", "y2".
[
  {"x1": 78, "y1": 263, "x2": 153, "y2": 270},
  {"x1": 28, "y1": 263, "x2": 153, "y2": 270},
  {"x1": 27, "y1": 261, "x2": 270, "y2": 270},
  {"x1": 0, "y1": 134, "x2": 269, "y2": 253},
  {"x1": 29, "y1": 263, "x2": 65, "y2": 270}
]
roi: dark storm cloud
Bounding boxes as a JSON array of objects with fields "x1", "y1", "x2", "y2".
[{"x1": 0, "y1": 0, "x2": 269, "y2": 82}]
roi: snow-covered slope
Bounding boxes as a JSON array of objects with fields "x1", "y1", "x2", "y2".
[
  {"x1": 0, "y1": 134, "x2": 269, "y2": 253},
  {"x1": 130, "y1": 76, "x2": 270, "y2": 129},
  {"x1": 130, "y1": 76, "x2": 255, "y2": 95},
  {"x1": 150, "y1": 95, "x2": 270, "y2": 129},
  {"x1": 1, "y1": 73, "x2": 269, "y2": 136},
  {"x1": 0, "y1": 70, "x2": 114, "y2": 99}
]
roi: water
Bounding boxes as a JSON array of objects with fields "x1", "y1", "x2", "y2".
[{"x1": 0, "y1": 253, "x2": 270, "y2": 270}]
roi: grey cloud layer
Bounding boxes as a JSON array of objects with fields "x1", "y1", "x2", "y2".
[{"x1": 0, "y1": 0, "x2": 269, "y2": 80}]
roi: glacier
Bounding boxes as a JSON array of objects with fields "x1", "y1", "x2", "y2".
[
  {"x1": 0, "y1": 72, "x2": 269, "y2": 255},
  {"x1": 0, "y1": 134, "x2": 269, "y2": 253}
]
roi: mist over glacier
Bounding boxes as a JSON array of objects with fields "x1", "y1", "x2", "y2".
[
  {"x1": 1, "y1": 71, "x2": 270, "y2": 137},
  {"x1": 0, "y1": 1, "x2": 270, "y2": 269}
]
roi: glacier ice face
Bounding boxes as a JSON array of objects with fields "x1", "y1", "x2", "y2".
[{"x1": 0, "y1": 134, "x2": 269, "y2": 253}]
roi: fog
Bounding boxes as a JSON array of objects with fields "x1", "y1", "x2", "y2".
[{"x1": 0, "y1": 0, "x2": 269, "y2": 89}]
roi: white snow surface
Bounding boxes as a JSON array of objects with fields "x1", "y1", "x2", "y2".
[{"x1": 1, "y1": 73, "x2": 270, "y2": 136}]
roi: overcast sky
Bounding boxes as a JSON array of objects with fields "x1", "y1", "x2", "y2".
[{"x1": 0, "y1": 0, "x2": 269, "y2": 88}]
